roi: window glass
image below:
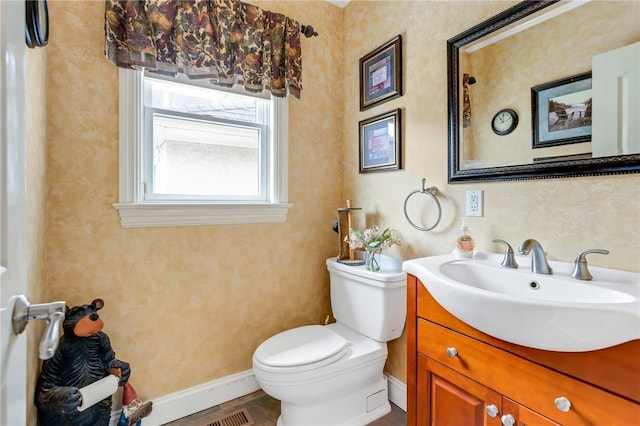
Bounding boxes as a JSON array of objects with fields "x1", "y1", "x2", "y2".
[
  {"x1": 143, "y1": 76, "x2": 269, "y2": 201},
  {"x1": 144, "y1": 78, "x2": 262, "y2": 123},
  {"x1": 114, "y1": 69, "x2": 291, "y2": 228}
]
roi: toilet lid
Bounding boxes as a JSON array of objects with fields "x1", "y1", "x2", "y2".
[{"x1": 254, "y1": 325, "x2": 348, "y2": 368}]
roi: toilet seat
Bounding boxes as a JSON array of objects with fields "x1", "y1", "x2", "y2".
[{"x1": 254, "y1": 325, "x2": 349, "y2": 373}]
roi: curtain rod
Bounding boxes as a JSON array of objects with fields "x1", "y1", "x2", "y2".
[{"x1": 300, "y1": 24, "x2": 319, "y2": 38}]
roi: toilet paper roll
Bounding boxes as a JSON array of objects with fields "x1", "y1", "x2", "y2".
[{"x1": 77, "y1": 375, "x2": 119, "y2": 412}]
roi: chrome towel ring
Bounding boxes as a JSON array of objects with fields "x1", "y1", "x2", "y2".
[{"x1": 404, "y1": 178, "x2": 442, "y2": 231}]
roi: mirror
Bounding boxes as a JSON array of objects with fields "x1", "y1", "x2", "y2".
[{"x1": 448, "y1": 0, "x2": 640, "y2": 182}]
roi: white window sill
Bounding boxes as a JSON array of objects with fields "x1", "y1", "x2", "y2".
[{"x1": 113, "y1": 202, "x2": 294, "y2": 228}]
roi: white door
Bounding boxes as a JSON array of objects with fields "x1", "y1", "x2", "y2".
[
  {"x1": 592, "y1": 42, "x2": 640, "y2": 157},
  {"x1": 1, "y1": 1, "x2": 29, "y2": 425}
]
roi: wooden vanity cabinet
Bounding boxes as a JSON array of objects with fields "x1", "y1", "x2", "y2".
[
  {"x1": 407, "y1": 275, "x2": 640, "y2": 426},
  {"x1": 417, "y1": 354, "x2": 559, "y2": 426}
]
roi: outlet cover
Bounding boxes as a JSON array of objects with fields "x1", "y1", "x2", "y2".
[{"x1": 466, "y1": 190, "x2": 483, "y2": 217}]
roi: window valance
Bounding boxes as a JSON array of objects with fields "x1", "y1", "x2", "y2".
[{"x1": 104, "y1": 0, "x2": 307, "y2": 98}]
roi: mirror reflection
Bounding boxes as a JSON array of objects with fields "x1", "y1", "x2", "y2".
[{"x1": 449, "y1": 0, "x2": 640, "y2": 182}]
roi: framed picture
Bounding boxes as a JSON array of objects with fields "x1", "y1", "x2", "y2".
[
  {"x1": 359, "y1": 109, "x2": 401, "y2": 173},
  {"x1": 359, "y1": 35, "x2": 402, "y2": 111},
  {"x1": 531, "y1": 72, "x2": 592, "y2": 148}
]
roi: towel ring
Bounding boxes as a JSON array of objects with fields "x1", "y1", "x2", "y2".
[{"x1": 404, "y1": 178, "x2": 442, "y2": 231}]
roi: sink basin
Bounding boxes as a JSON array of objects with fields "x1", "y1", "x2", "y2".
[{"x1": 403, "y1": 252, "x2": 640, "y2": 352}]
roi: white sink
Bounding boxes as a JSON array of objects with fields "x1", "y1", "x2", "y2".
[{"x1": 403, "y1": 252, "x2": 640, "y2": 352}]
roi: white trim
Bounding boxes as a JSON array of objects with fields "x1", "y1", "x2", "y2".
[
  {"x1": 385, "y1": 373, "x2": 407, "y2": 412},
  {"x1": 118, "y1": 68, "x2": 144, "y2": 203},
  {"x1": 325, "y1": 0, "x2": 350, "y2": 8},
  {"x1": 115, "y1": 69, "x2": 292, "y2": 228},
  {"x1": 271, "y1": 97, "x2": 289, "y2": 204},
  {"x1": 1, "y1": 1, "x2": 29, "y2": 423},
  {"x1": 144, "y1": 71, "x2": 271, "y2": 101},
  {"x1": 109, "y1": 371, "x2": 406, "y2": 425},
  {"x1": 110, "y1": 370, "x2": 260, "y2": 426},
  {"x1": 113, "y1": 202, "x2": 293, "y2": 228}
]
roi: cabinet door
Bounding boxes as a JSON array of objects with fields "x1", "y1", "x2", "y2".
[
  {"x1": 502, "y1": 398, "x2": 559, "y2": 426},
  {"x1": 418, "y1": 355, "x2": 502, "y2": 426}
]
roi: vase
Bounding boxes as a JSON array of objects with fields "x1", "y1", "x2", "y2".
[{"x1": 364, "y1": 249, "x2": 381, "y2": 272}]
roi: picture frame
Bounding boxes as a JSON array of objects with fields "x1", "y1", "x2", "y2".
[
  {"x1": 359, "y1": 109, "x2": 401, "y2": 173},
  {"x1": 531, "y1": 72, "x2": 592, "y2": 149},
  {"x1": 359, "y1": 35, "x2": 402, "y2": 111}
]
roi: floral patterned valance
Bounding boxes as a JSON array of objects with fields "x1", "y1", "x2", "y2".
[{"x1": 105, "y1": 0, "x2": 303, "y2": 98}]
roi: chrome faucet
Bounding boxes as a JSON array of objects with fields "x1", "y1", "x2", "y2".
[
  {"x1": 493, "y1": 239, "x2": 518, "y2": 268},
  {"x1": 571, "y1": 249, "x2": 609, "y2": 280},
  {"x1": 518, "y1": 239, "x2": 552, "y2": 275}
]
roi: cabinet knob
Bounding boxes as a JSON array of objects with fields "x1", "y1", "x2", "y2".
[
  {"x1": 446, "y1": 347, "x2": 458, "y2": 357},
  {"x1": 501, "y1": 414, "x2": 516, "y2": 426},
  {"x1": 486, "y1": 404, "x2": 499, "y2": 417},
  {"x1": 554, "y1": 396, "x2": 572, "y2": 412}
]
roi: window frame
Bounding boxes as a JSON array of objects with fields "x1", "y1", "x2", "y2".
[{"x1": 113, "y1": 69, "x2": 292, "y2": 228}]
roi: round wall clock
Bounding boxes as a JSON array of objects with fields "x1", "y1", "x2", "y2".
[
  {"x1": 491, "y1": 108, "x2": 518, "y2": 136},
  {"x1": 25, "y1": 0, "x2": 49, "y2": 48}
]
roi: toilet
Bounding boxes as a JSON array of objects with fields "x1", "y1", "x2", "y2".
[{"x1": 252, "y1": 254, "x2": 406, "y2": 426}]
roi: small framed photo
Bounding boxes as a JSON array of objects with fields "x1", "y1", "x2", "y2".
[
  {"x1": 359, "y1": 109, "x2": 402, "y2": 173},
  {"x1": 359, "y1": 35, "x2": 402, "y2": 111},
  {"x1": 531, "y1": 72, "x2": 592, "y2": 148}
]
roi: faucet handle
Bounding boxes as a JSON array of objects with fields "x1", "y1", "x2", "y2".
[
  {"x1": 493, "y1": 239, "x2": 518, "y2": 269},
  {"x1": 571, "y1": 249, "x2": 609, "y2": 281}
]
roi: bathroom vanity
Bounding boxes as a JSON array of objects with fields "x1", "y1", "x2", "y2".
[{"x1": 406, "y1": 274, "x2": 640, "y2": 425}]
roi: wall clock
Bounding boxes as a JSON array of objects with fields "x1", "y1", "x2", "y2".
[
  {"x1": 491, "y1": 108, "x2": 518, "y2": 136},
  {"x1": 25, "y1": 0, "x2": 49, "y2": 48}
]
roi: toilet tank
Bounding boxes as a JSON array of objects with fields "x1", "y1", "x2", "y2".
[{"x1": 326, "y1": 255, "x2": 407, "y2": 342}]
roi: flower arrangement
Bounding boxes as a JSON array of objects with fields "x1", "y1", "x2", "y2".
[
  {"x1": 345, "y1": 225, "x2": 402, "y2": 251},
  {"x1": 345, "y1": 225, "x2": 401, "y2": 271}
]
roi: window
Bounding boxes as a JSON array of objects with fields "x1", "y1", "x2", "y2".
[{"x1": 114, "y1": 69, "x2": 292, "y2": 228}]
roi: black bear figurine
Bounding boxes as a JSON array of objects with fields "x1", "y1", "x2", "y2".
[{"x1": 35, "y1": 298, "x2": 130, "y2": 426}]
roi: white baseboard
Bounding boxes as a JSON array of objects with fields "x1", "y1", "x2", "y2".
[
  {"x1": 110, "y1": 370, "x2": 259, "y2": 426},
  {"x1": 385, "y1": 373, "x2": 407, "y2": 412},
  {"x1": 110, "y1": 370, "x2": 406, "y2": 425}
]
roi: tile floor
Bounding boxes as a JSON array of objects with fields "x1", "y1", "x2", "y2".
[{"x1": 164, "y1": 390, "x2": 406, "y2": 426}]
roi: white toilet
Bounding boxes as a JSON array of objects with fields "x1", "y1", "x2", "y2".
[{"x1": 252, "y1": 254, "x2": 406, "y2": 426}]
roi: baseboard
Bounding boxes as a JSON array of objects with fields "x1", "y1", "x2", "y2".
[
  {"x1": 110, "y1": 370, "x2": 259, "y2": 426},
  {"x1": 110, "y1": 370, "x2": 406, "y2": 425},
  {"x1": 385, "y1": 373, "x2": 407, "y2": 412}
]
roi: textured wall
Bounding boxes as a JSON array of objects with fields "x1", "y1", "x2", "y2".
[
  {"x1": 342, "y1": 0, "x2": 640, "y2": 383},
  {"x1": 45, "y1": 0, "x2": 343, "y2": 400},
  {"x1": 42, "y1": 0, "x2": 640, "y2": 408}
]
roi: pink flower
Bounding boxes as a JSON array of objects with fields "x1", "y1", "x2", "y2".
[{"x1": 345, "y1": 225, "x2": 401, "y2": 252}]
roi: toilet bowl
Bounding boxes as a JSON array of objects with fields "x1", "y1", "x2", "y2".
[{"x1": 252, "y1": 255, "x2": 406, "y2": 426}]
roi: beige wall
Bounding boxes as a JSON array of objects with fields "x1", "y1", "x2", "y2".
[
  {"x1": 341, "y1": 0, "x2": 640, "y2": 382},
  {"x1": 45, "y1": 0, "x2": 342, "y2": 400},
  {"x1": 40, "y1": 0, "x2": 640, "y2": 410}
]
